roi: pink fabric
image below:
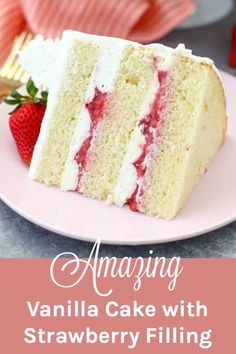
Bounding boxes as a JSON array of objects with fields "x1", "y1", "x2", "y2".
[{"x1": 0, "y1": 0, "x2": 194, "y2": 65}]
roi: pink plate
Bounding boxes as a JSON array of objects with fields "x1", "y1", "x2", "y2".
[{"x1": 0, "y1": 71, "x2": 236, "y2": 245}]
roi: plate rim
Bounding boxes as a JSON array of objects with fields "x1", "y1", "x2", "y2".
[{"x1": 1, "y1": 194, "x2": 236, "y2": 245}]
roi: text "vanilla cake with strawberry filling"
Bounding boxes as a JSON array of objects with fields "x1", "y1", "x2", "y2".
[{"x1": 20, "y1": 30, "x2": 227, "y2": 219}]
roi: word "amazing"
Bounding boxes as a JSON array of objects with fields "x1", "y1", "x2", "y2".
[{"x1": 50, "y1": 240, "x2": 183, "y2": 297}]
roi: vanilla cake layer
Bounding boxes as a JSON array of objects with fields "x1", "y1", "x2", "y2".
[
  {"x1": 139, "y1": 56, "x2": 227, "y2": 219},
  {"x1": 20, "y1": 31, "x2": 227, "y2": 219}
]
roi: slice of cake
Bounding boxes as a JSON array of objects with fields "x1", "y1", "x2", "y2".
[{"x1": 20, "y1": 30, "x2": 227, "y2": 219}]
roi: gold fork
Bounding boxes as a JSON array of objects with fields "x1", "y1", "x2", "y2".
[{"x1": 0, "y1": 31, "x2": 34, "y2": 97}]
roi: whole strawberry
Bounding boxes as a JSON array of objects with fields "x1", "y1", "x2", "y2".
[{"x1": 4, "y1": 79, "x2": 48, "y2": 165}]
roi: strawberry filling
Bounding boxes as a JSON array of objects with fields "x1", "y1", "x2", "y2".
[
  {"x1": 75, "y1": 88, "x2": 109, "y2": 190},
  {"x1": 127, "y1": 69, "x2": 169, "y2": 212}
]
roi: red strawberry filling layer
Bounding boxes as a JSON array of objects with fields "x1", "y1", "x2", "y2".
[
  {"x1": 74, "y1": 88, "x2": 109, "y2": 191},
  {"x1": 127, "y1": 68, "x2": 169, "y2": 212}
]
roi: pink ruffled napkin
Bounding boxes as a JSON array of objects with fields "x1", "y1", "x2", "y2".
[{"x1": 0, "y1": 0, "x2": 194, "y2": 65}]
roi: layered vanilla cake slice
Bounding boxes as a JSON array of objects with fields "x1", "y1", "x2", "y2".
[{"x1": 20, "y1": 30, "x2": 227, "y2": 219}]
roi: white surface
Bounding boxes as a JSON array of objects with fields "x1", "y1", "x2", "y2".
[{"x1": 179, "y1": 0, "x2": 233, "y2": 28}]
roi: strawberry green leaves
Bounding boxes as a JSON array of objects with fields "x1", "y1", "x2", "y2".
[
  {"x1": 4, "y1": 78, "x2": 48, "y2": 113},
  {"x1": 26, "y1": 78, "x2": 39, "y2": 97}
]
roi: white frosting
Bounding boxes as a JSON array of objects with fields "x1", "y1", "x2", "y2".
[
  {"x1": 26, "y1": 34, "x2": 78, "y2": 179},
  {"x1": 19, "y1": 36, "x2": 60, "y2": 91},
  {"x1": 148, "y1": 42, "x2": 214, "y2": 66},
  {"x1": 61, "y1": 41, "x2": 125, "y2": 191}
]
